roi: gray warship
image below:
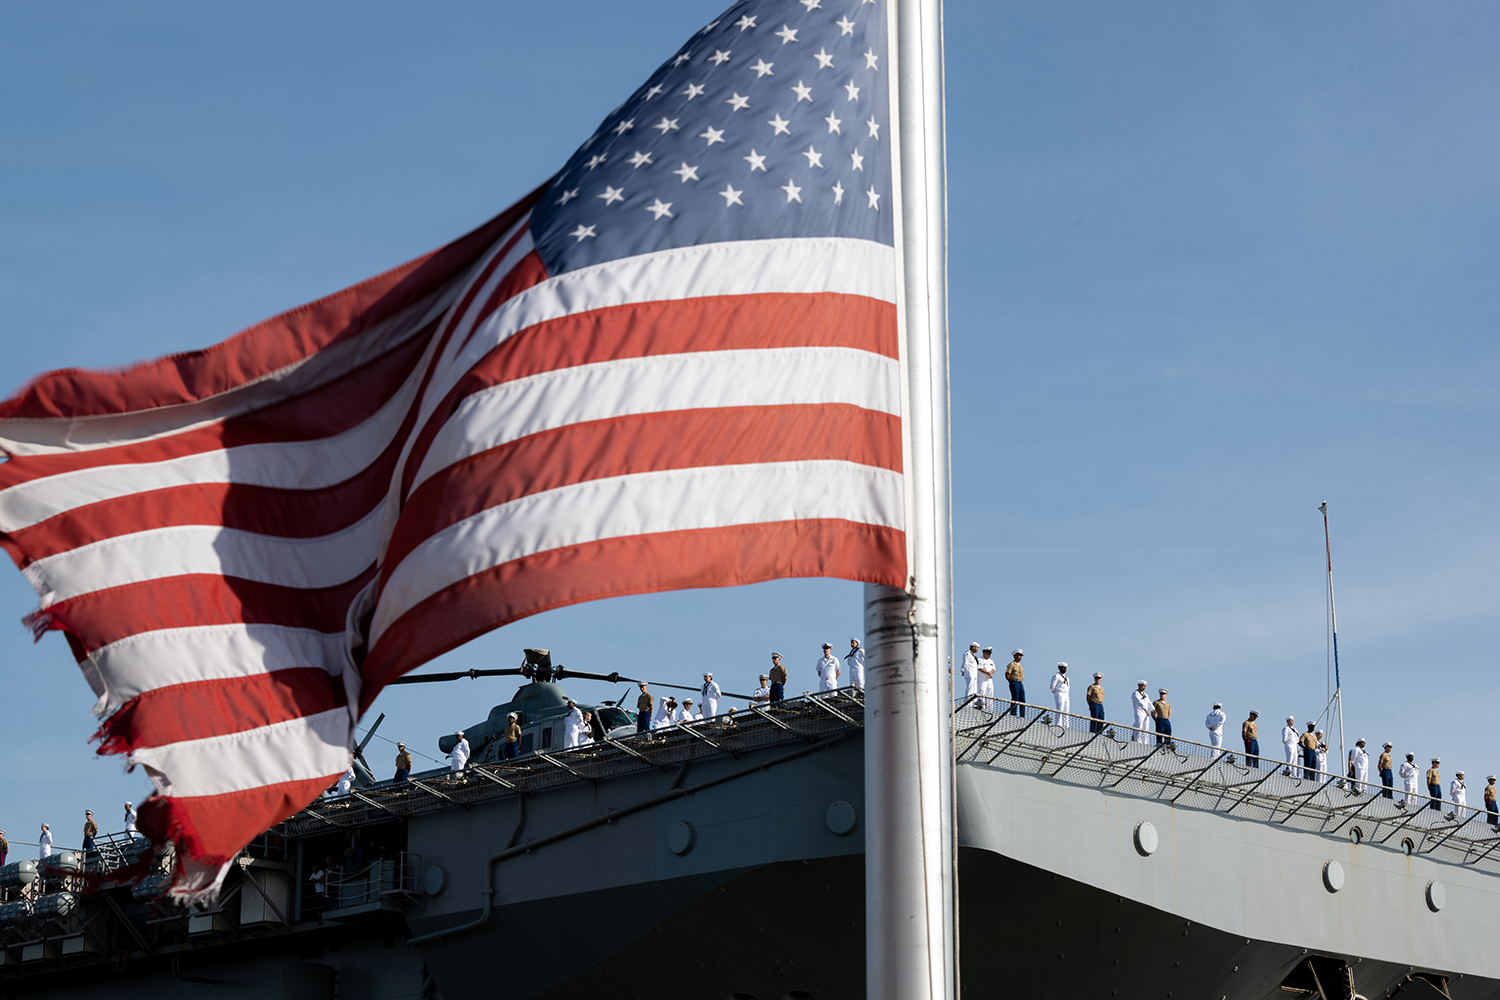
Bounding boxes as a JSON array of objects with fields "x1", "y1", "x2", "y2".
[{"x1": 2, "y1": 648, "x2": 1498, "y2": 1000}]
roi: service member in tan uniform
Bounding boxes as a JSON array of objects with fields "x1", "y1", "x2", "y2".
[
  {"x1": 503, "y1": 714, "x2": 523, "y2": 759},
  {"x1": 1426, "y1": 759, "x2": 1443, "y2": 811},
  {"x1": 1086, "y1": 673, "x2": 1105, "y2": 734},
  {"x1": 394, "y1": 743, "x2": 412, "y2": 782},
  {"x1": 1485, "y1": 776, "x2": 1498, "y2": 828},
  {"x1": 1298, "y1": 723, "x2": 1319, "y2": 780},
  {"x1": 1377, "y1": 743, "x2": 1395, "y2": 799},
  {"x1": 1151, "y1": 689, "x2": 1172, "y2": 747},
  {"x1": 768, "y1": 653, "x2": 789, "y2": 704},
  {"x1": 1241, "y1": 711, "x2": 1262, "y2": 769},
  {"x1": 1004, "y1": 650, "x2": 1026, "y2": 718}
]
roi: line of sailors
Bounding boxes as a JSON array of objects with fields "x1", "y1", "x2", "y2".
[
  {"x1": 959, "y1": 645, "x2": 1500, "y2": 827},
  {"x1": 6, "y1": 804, "x2": 141, "y2": 864}
]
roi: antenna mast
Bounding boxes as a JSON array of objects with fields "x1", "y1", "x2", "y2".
[{"x1": 1318, "y1": 501, "x2": 1346, "y2": 770}]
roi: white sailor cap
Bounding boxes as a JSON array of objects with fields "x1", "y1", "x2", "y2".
[
  {"x1": 1057, "y1": 661, "x2": 1068, "y2": 668},
  {"x1": 969, "y1": 641, "x2": 980, "y2": 648},
  {"x1": 456, "y1": 730, "x2": 464, "y2": 737},
  {"x1": 1137, "y1": 679, "x2": 1148, "y2": 686},
  {"x1": 1212, "y1": 703, "x2": 1221, "y2": 709},
  {"x1": 823, "y1": 642, "x2": 832, "y2": 648},
  {"x1": 1012, "y1": 649, "x2": 1024, "y2": 656},
  {"x1": 1356, "y1": 738, "x2": 1365, "y2": 745}
]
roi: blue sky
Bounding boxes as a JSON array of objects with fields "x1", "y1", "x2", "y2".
[{"x1": 1, "y1": 1, "x2": 1496, "y2": 849}]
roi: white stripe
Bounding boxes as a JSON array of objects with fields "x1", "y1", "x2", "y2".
[
  {"x1": 410, "y1": 347, "x2": 900, "y2": 492},
  {"x1": 396, "y1": 237, "x2": 896, "y2": 483},
  {"x1": 23, "y1": 505, "x2": 383, "y2": 606},
  {"x1": 0, "y1": 363, "x2": 426, "y2": 533},
  {"x1": 88, "y1": 624, "x2": 345, "y2": 719},
  {"x1": 128, "y1": 709, "x2": 352, "y2": 799},
  {"x1": 371, "y1": 459, "x2": 904, "y2": 643}
]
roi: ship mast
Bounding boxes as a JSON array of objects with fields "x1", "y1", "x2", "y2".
[
  {"x1": 863, "y1": 0, "x2": 956, "y2": 999},
  {"x1": 1319, "y1": 502, "x2": 1346, "y2": 773}
]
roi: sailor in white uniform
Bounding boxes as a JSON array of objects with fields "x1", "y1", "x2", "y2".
[
  {"x1": 38, "y1": 824, "x2": 52, "y2": 860},
  {"x1": 1398, "y1": 753, "x2": 1420, "y2": 806},
  {"x1": 448, "y1": 731, "x2": 471, "y2": 772},
  {"x1": 677, "y1": 698, "x2": 696, "y2": 722},
  {"x1": 123, "y1": 802, "x2": 138, "y2": 835},
  {"x1": 700, "y1": 674, "x2": 721, "y2": 718},
  {"x1": 562, "y1": 700, "x2": 584, "y2": 748},
  {"x1": 845, "y1": 639, "x2": 866, "y2": 691},
  {"x1": 977, "y1": 647, "x2": 997, "y2": 712},
  {"x1": 654, "y1": 698, "x2": 676, "y2": 729},
  {"x1": 1315, "y1": 732, "x2": 1329, "y2": 782},
  {"x1": 335, "y1": 764, "x2": 356, "y2": 797},
  {"x1": 1204, "y1": 704, "x2": 1227, "y2": 756},
  {"x1": 1281, "y1": 718, "x2": 1298, "y2": 774},
  {"x1": 751, "y1": 675, "x2": 771, "y2": 706},
  {"x1": 961, "y1": 642, "x2": 982, "y2": 704},
  {"x1": 1130, "y1": 681, "x2": 1152, "y2": 744},
  {"x1": 1049, "y1": 663, "x2": 1071, "y2": 728},
  {"x1": 1451, "y1": 772, "x2": 1469, "y2": 820},
  {"x1": 1348, "y1": 739, "x2": 1370, "y2": 793},
  {"x1": 816, "y1": 643, "x2": 841, "y2": 692}
]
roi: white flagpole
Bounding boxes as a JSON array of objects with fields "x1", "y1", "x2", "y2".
[{"x1": 865, "y1": 0, "x2": 955, "y2": 996}]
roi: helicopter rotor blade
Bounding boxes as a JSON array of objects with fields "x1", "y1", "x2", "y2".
[
  {"x1": 388, "y1": 668, "x2": 527, "y2": 685},
  {"x1": 354, "y1": 712, "x2": 386, "y2": 759}
]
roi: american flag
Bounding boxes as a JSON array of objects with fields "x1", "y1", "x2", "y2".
[{"x1": 0, "y1": 0, "x2": 903, "y2": 898}]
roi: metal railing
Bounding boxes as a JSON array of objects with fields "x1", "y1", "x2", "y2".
[
  {"x1": 276, "y1": 689, "x2": 865, "y2": 837},
  {"x1": 954, "y1": 698, "x2": 1500, "y2": 874}
]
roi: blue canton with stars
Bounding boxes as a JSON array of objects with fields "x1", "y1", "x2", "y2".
[{"x1": 531, "y1": 0, "x2": 891, "y2": 276}]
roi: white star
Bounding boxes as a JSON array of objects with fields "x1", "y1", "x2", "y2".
[
  {"x1": 653, "y1": 117, "x2": 681, "y2": 133},
  {"x1": 646, "y1": 198, "x2": 674, "y2": 220},
  {"x1": 703, "y1": 19, "x2": 721, "y2": 31},
  {"x1": 775, "y1": 25, "x2": 799, "y2": 44},
  {"x1": 709, "y1": 49, "x2": 732, "y2": 65},
  {"x1": 767, "y1": 113, "x2": 791, "y2": 136},
  {"x1": 585, "y1": 153, "x2": 607, "y2": 170},
  {"x1": 743, "y1": 148, "x2": 767, "y2": 171},
  {"x1": 645, "y1": 84, "x2": 665, "y2": 99},
  {"x1": 613, "y1": 118, "x2": 635, "y2": 136},
  {"x1": 850, "y1": 149, "x2": 865, "y2": 171},
  {"x1": 845, "y1": 79, "x2": 861, "y2": 102},
  {"x1": 824, "y1": 112, "x2": 842, "y2": 134},
  {"x1": 673, "y1": 162, "x2": 701, "y2": 182},
  {"x1": 598, "y1": 186, "x2": 625, "y2": 205},
  {"x1": 699, "y1": 126, "x2": 726, "y2": 146},
  {"x1": 800, "y1": 0, "x2": 822, "y2": 8},
  {"x1": 628, "y1": 150, "x2": 653, "y2": 168},
  {"x1": 781, "y1": 178, "x2": 803, "y2": 203},
  {"x1": 555, "y1": 187, "x2": 580, "y2": 205},
  {"x1": 801, "y1": 145, "x2": 823, "y2": 168},
  {"x1": 813, "y1": 48, "x2": 835, "y2": 70},
  {"x1": 681, "y1": 83, "x2": 706, "y2": 100},
  {"x1": 750, "y1": 58, "x2": 774, "y2": 77},
  {"x1": 864, "y1": 48, "x2": 880, "y2": 70},
  {"x1": 720, "y1": 184, "x2": 744, "y2": 207},
  {"x1": 735, "y1": 15, "x2": 757, "y2": 30},
  {"x1": 569, "y1": 224, "x2": 597, "y2": 242},
  {"x1": 866, "y1": 187, "x2": 880, "y2": 209},
  {"x1": 867, "y1": 116, "x2": 881, "y2": 140},
  {"x1": 725, "y1": 92, "x2": 751, "y2": 111},
  {"x1": 836, "y1": 16, "x2": 855, "y2": 35},
  {"x1": 832, "y1": 181, "x2": 845, "y2": 205},
  {"x1": 791, "y1": 81, "x2": 813, "y2": 102},
  {"x1": 672, "y1": 52, "x2": 693, "y2": 67}
]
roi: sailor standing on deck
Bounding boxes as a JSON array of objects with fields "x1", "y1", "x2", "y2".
[
  {"x1": 1086, "y1": 673, "x2": 1105, "y2": 734},
  {"x1": 562, "y1": 700, "x2": 584, "y2": 748},
  {"x1": 961, "y1": 643, "x2": 982, "y2": 705},
  {"x1": 977, "y1": 647, "x2": 997, "y2": 711},
  {"x1": 335, "y1": 765, "x2": 356, "y2": 797},
  {"x1": 38, "y1": 824, "x2": 51, "y2": 860},
  {"x1": 700, "y1": 674, "x2": 721, "y2": 718},
  {"x1": 1204, "y1": 704, "x2": 1226, "y2": 756},
  {"x1": 1427, "y1": 759, "x2": 1443, "y2": 811},
  {"x1": 768, "y1": 653, "x2": 788, "y2": 703},
  {"x1": 1242, "y1": 711, "x2": 1262, "y2": 768},
  {"x1": 1130, "y1": 682, "x2": 1152, "y2": 745},
  {"x1": 1005, "y1": 651, "x2": 1026, "y2": 718},
  {"x1": 816, "y1": 643, "x2": 841, "y2": 692},
  {"x1": 123, "y1": 802, "x2": 138, "y2": 835},
  {"x1": 1450, "y1": 771, "x2": 1468, "y2": 821},
  {"x1": 1050, "y1": 663, "x2": 1071, "y2": 728},
  {"x1": 1485, "y1": 777, "x2": 1498, "y2": 828},
  {"x1": 1348, "y1": 739, "x2": 1370, "y2": 794},
  {"x1": 636, "y1": 684, "x2": 654, "y2": 734},
  {"x1": 1399, "y1": 754, "x2": 1420, "y2": 806},
  {"x1": 1151, "y1": 689, "x2": 1173, "y2": 747},
  {"x1": 1378, "y1": 743, "x2": 1395, "y2": 799},
  {"x1": 845, "y1": 639, "x2": 866, "y2": 691},
  {"x1": 654, "y1": 698, "x2": 676, "y2": 729},
  {"x1": 751, "y1": 675, "x2": 770, "y2": 706},
  {"x1": 1281, "y1": 718, "x2": 1299, "y2": 775},
  {"x1": 448, "y1": 731, "x2": 470, "y2": 772},
  {"x1": 1298, "y1": 723, "x2": 1318, "y2": 780}
]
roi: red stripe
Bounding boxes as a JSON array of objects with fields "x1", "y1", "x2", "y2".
[
  {"x1": 0, "y1": 324, "x2": 435, "y2": 491},
  {"x1": 95, "y1": 668, "x2": 346, "y2": 756},
  {"x1": 39, "y1": 568, "x2": 373, "y2": 654},
  {"x1": 399, "y1": 291, "x2": 897, "y2": 497},
  {"x1": 452, "y1": 248, "x2": 550, "y2": 354},
  {"x1": 360, "y1": 519, "x2": 906, "y2": 707},
  {"x1": 0, "y1": 188, "x2": 545, "y2": 421},
  {"x1": 382, "y1": 404, "x2": 902, "y2": 588},
  {"x1": 137, "y1": 774, "x2": 343, "y2": 867}
]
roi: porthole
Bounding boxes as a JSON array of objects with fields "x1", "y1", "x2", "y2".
[
  {"x1": 1349, "y1": 826, "x2": 1363, "y2": 845},
  {"x1": 1401, "y1": 838, "x2": 1415, "y2": 856}
]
